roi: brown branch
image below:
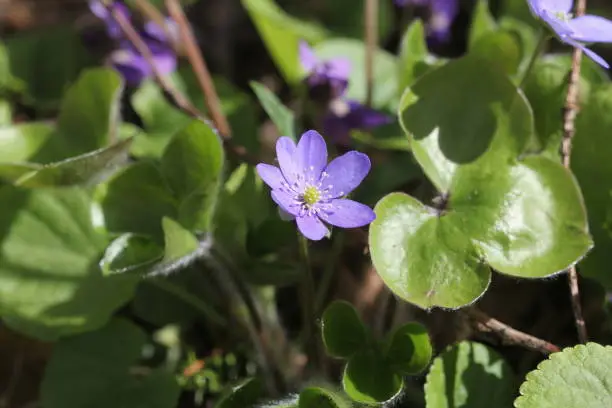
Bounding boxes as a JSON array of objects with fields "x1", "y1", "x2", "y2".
[
  {"x1": 560, "y1": 0, "x2": 588, "y2": 344},
  {"x1": 107, "y1": 5, "x2": 257, "y2": 165},
  {"x1": 364, "y1": 0, "x2": 378, "y2": 107},
  {"x1": 465, "y1": 308, "x2": 560, "y2": 355},
  {"x1": 165, "y1": 0, "x2": 232, "y2": 139}
]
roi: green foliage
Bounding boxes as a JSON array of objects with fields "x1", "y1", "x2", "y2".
[
  {"x1": 298, "y1": 387, "x2": 351, "y2": 408},
  {"x1": 250, "y1": 81, "x2": 296, "y2": 140},
  {"x1": 321, "y1": 301, "x2": 431, "y2": 404},
  {"x1": 468, "y1": 0, "x2": 497, "y2": 48},
  {"x1": 515, "y1": 343, "x2": 612, "y2": 408},
  {"x1": 41, "y1": 319, "x2": 181, "y2": 408},
  {"x1": 425, "y1": 341, "x2": 516, "y2": 408},
  {"x1": 242, "y1": 0, "x2": 327, "y2": 83},
  {"x1": 370, "y1": 57, "x2": 592, "y2": 309},
  {"x1": 397, "y1": 20, "x2": 432, "y2": 92}
]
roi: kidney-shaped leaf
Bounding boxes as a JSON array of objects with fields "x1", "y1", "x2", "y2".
[
  {"x1": 321, "y1": 300, "x2": 368, "y2": 358},
  {"x1": 515, "y1": 342, "x2": 612, "y2": 408},
  {"x1": 41, "y1": 318, "x2": 180, "y2": 408},
  {"x1": 0, "y1": 187, "x2": 137, "y2": 340},
  {"x1": 384, "y1": 322, "x2": 432, "y2": 375},
  {"x1": 299, "y1": 387, "x2": 350, "y2": 408},
  {"x1": 425, "y1": 341, "x2": 515, "y2": 408},
  {"x1": 343, "y1": 348, "x2": 402, "y2": 404}
]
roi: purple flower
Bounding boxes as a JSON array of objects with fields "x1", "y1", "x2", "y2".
[
  {"x1": 256, "y1": 130, "x2": 376, "y2": 241},
  {"x1": 323, "y1": 99, "x2": 392, "y2": 145},
  {"x1": 299, "y1": 41, "x2": 351, "y2": 98},
  {"x1": 394, "y1": 0, "x2": 459, "y2": 45},
  {"x1": 88, "y1": 0, "x2": 130, "y2": 39},
  {"x1": 528, "y1": 0, "x2": 612, "y2": 68}
]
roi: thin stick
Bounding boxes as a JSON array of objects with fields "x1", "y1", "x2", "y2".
[
  {"x1": 561, "y1": 0, "x2": 588, "y2": 344},
  {"x1": 465, "y1": 308, "x2": 560, "y2": 355},
  {"x1": 165, "y1": 0, "x2": 232, "y2": 138},
  {"x1": 107, "y1": 6, "x2": 257, "y2": 164},
  {"x1": 364, "y1": 0, "x2": 378, "y2": 107}
]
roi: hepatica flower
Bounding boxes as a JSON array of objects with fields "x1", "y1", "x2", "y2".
[
  {"x1": 257, "y1": 131, "x2": 376, "y2": 241},
  {"x1": 300, "y1": 41, "x2": 351, "y2": 98},
  {"x1": 528, "y1": 0, "x2": 612, "y2": 68},
  {"x1": 394, "y1": 0, "x2": 459, "y2": 44},
  {"x1": 324, "y1": 99, "x2": 392, "y2": 145}
]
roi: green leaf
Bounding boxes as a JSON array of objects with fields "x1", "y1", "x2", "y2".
[
  {"x1": 469, "y1": 0, "x2": 497, "y2": 48},
  {"x1": 161, "y1": 217, "x2": 199, "y2": 262},
  {"x1": 131, "y1": 76, "x2": 192, "y2": 158},
  {"x1": 397, "y1": 20, "x2": 431, "y2": 93},
  {"x1": 101, "y1": 162, "x2": 177, "y2": 239},
  {"x1": 161, "y1": 120, "x2": 225, "y2": 232},
  {"x1": 0, "y1": 100, "x2": 11, "y2": 125},
  {"x1": 241, "y1": 258, "x2": 301, "y2": 287},
  {"x1": 5, "y1": 27, "x2": 94, "y2": 109},
  {"x1": 36, "y1": 68, "x2": 123, "y2": 162},
  {"x1": 0, "y1": 187, "x2": 137, "y2": 340},
  {"x1": 321, "y1": 300, "x2": 368, "y2": 358},
  {"x1": 315, "y1": 38, "x2": 398, "y2": 109},
  {"x1": 16, "y1": 138, "x2": 132, "y2": 187},
  {"x1": 250, "y1": 81, "x2": 295, "y2": 140},
  {"x1": 216, "y1": 378, "x2": 264, "y2": 408},
  {"x1": 515, "y1": 342, "x2": 612, "y2": 408},
  {"x1": 384, "y1": 322, "x2": 432, "y2": 375},
  {"x1": 471, "y1": 31, "x2": 521, "y2": 75},
  {"x1": 425, "y1": 341, "x2": 515, "y2": 408},
  {"x1": 499, "y1": 17, "x2": 538, "y2": 77},
  {"x1": 573, "y1": 85, "x2": 612, "y2": 288},
  {"x1": 0, "y1": 122, "x2": 55, "y2": 162},
  {"x1": 100, "y1": 234, "x2": 163, "y2": 276},
  {"x1": 299, "y1": 387, "x2": 350, "y2": 408},
  {"x1": 242, "y1": 0, "x2": 327, "y2": 83},
  {"x1": 41, "y1": 319, "x2": 180, "y2": 408},
  {"x1": 370, "y1": 153, "x2": 592, "y2": 309},
  {"x1": 343, "y1": 349, "x2": 402, "y2": 404}
]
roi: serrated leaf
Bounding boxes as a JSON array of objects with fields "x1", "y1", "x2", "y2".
[
  {"x1": 0, "y1": 187, "x2": 137, "y2": 340},
  {"x1": 469, "y1": 0, "x2": 497, "y2": 48},
  {"x1": 384, "y1": 322, "x2": 432, "y2": 375},
  {"x1": 161, "y1": 120, "x2": 224, "y2": 233},
  {"x1": 321, "y1": 300, "x2": 368, "y2": 358},
  {"x1": 343, "y1": 348, "x2": 402, "y2": 404},
  {"x1": 425, "y1": 341, "x2": 515, "y2": 408},
  {"x1": 242, "y1": 0, "x2": 327, "y2": 83},
  {"x1": 250, "y1": 81, "x2": 295, "y2": 140},
  {"x1": 515, "y1": 342, "x2": 612, "y2": 408},
  {"x1": 299, "y1": 387, "x2": 350, "y2": 408},
  {"x1": 17, "y1": 138, "x2": 132, "y2": 187},
  {"x1": 41, "y1": 319, "x2": 180, "y2": 408},
  {"x1": 315, "y1": 38, "x2": 397, "y2": 109}
]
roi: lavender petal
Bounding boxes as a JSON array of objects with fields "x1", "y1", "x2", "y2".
[
  {"x1": 272, "y1": 190, "x2": 300, "y2": 216},
  {"x1": 566, "y1": 39, "x2": 610, "y2": 68},
  {"x1": 323, "y1": 151, "x2": 371, "y2": 198},
  {"x1": 299, "y1": 40, "x2": 318, "y2": 73},
  {"x1": 256, "y1": 164, "x2": 285, "y2": 190},
  {"x1": 539, "y1": 0, "x2": 573, "y2": 14},
  {"x1": 327, "y1": 58, "x2": 352, "y2": 81},
  {"x1": 109, "y1": 50, "x2": 150, "y2": 85},
  {"x1": 276, "y1": 136, "x2": 300, "y2": 186},
  {"x1": 320, "y1": 199, "x2": 376, "y2": 228},
  {"x1": 296, "y1": 130, "x2": 328, "y2": 181},
  {"x1": 296, "y1": 214, "x2": 329, "y2": 241},
  {"x1": 568, "y1": 15, "x2": 612, "y2": 43}
]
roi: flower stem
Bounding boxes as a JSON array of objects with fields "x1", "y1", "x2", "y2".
[
  {"x1": 298, "y1": 233, "x2": 322, "y2": 369},
  {"x1": 518, "y1": 29, "x2": 550, "y2": 89},
  {"x1": 315, "y1": 231, "x2": 344, "y2": 313}
]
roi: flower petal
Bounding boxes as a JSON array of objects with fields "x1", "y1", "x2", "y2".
[
  {"x1": 296, "y1": 130, "x2": 328, "y2": 182},
  {"x1": 323, "y1": 151, "x2": 371, "y2": 198},
  {"x1": 541, "y1": 10, "x2": 574, "y2": 38},
  {"x1": 109, "y1": 50, "x2": 150, "y2": 85},
  {"x1": 346, "y1": 101, "x2": 393, "y2": 129},
  {"x1": 299, "y1": 41, "x2": 318, "y2": 73},
  {"x1": 296, "y1": 214, "x2": 329, "y2": 241},
  {"x1": 272, "y1": 190, "x2": 300, "y2": 216},
  {"x1": 320, "y1": 199, "x2": 376, "y2": 228},
  {"x1": 327, "y1": 58, "x2": 352, "y2": 81},
  {"x1": 256, "y1": 164, "x2": 285, "y2": 190},
  {"x1": 276, "y1": 136, "x2": 299, "y2": 185},
  {"x1": 538, "y1": 0, "x2": 572, "y2": 14},
  {"x1": 568, "y1": 15, "x2": 612, "y2": 43},
  {"x1": 566, "y1": 39, "x2": 610, "y2": 68}
]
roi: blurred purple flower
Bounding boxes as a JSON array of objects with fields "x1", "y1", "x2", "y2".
[
  {"x1": 256, "y1": 130, "x2": 376, "y2": 241},
  {"x1": 394, "y1": 0, "x2": 459, "y2": 45},
  {"x1": 323, "y1": 99, "x2": 392, "y2": 145},
  {"x1": 299, "y1": 41, "x2": 351, "y2": 98},
  {"x1": 528, "y1": 0, "x2": 612, "y2": 68},
  {"x1": 89, "y1": 1, "x2": 178, "y2": 85}
]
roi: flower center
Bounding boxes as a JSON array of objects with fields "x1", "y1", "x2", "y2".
[
  {"x1": 553, "y1": 11, "x2": 572, "y2": 22},
  {"x1": 302, "y1": 185, "x2": 321, "y2": 206}
]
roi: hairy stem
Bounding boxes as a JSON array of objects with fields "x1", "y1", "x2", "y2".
[
  {"x1": 518, "y1": 29, "x2": 549, "y2": 89},
  {"x1": 465, "y1": 308, "x2": 560, "y2": 355},
  {"x1": 315, "y1": 231, "x2": 344, "y2": 313},
  {"x1": 298, "y1": 234, "x2": 322, "y2": 369},
  {"x1": 561, "y1": 0, "x2": 588, "y2": 344}
]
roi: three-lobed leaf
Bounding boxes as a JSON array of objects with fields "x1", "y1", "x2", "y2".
[
  {"x1": 385, "y1": 322, "x2": 432, "y2": 375},
  {"x1": 321, "y1": 300, "x2": 368, "y2": 358}
]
